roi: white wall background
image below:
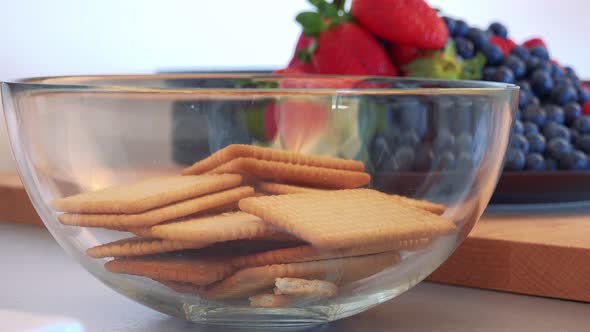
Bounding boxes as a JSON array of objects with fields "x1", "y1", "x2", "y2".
[{"x1": 0, "y1": 0, "x2": 589, "y2": 170}]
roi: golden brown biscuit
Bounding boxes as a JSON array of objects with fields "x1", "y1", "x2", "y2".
[
  {"x1": 182, "y1": 144, "x2": 365, "y2": 175},
  {"x1": 52, "y1": 174, "x2": 242, "y2": 214}
]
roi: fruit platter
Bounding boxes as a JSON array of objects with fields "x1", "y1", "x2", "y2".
[{"x1": 172, "y1": 0, "x2": 590, "y2": 205}]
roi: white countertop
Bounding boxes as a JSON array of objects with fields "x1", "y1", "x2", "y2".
[{"x1": 1, "y1": 221, "x2": 589, "y2": 332}]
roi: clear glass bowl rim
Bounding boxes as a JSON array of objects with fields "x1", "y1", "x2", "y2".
[{"x1": 3, "y1": 74, "x2": 519, "y2": 96}]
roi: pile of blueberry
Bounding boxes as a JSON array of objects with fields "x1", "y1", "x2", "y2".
[{"x1": 443, "y1": 18, "x2": 590, "y2": 171}]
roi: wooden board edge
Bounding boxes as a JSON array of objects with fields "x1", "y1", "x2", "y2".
[{"x1": 428, "y1": 237, "x2": 590, "y2": 302}]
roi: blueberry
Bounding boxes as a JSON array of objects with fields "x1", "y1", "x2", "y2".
[
  {"x1": 523, "y1": 121, "x2": 540, "y2": 135},
  {"x1": 522, "y1": 105, "x2": 547, "y2": 127},
  {"x1": 530, "y1": 70, "x2": 554, "y2": 97},
  {"x1": 396, "y1": 99, "x2": 427, "y2": 137},
  {"x1": 513, "y1": 119, "x2": 524, "y2": 134},
  {"x1": 543, "y1": 104, "x2": 565, "y2": 124},
  {"x1": 370, "y1": 135, "x2": 392, "y2": 170},
  {"x1": 455, "y1": 37, "x2": 475, "y2": 59},
  {"x1": 543, "y1": 122, "x2": 570, "y2": 141},
  {"x1": 527, "y1": 57, "x2": 552, "y2": 76},
  {"x1": 526, "y1": 133, "x2": 546, "y2": 153},
  {"x1": 414, "y1": 146, "x2": 434, "y2": 171},
  {"x1": 563, "y1": 102, "x2": 582, "y2": 125},
  {"x1": 453, "y1": 20, "x2": 470, "y2": 38},
  {"x1": 570, "y1": 76, "x2": 583, "y2": 89},
  {"x1": 546, "y1": 137, "x2": 572, "y2": 159},
  {"x1": 530, "y1": 46, "x2": 550, "y2": 60},
  {"x1": 516, "y1": 80, "x2": 531, "y2": 91},
  {"x1": 390, "y1": 146, "x2": 415, "y2": 171},
  {"x1": 515, "y1": 110, "x2": 522, "y2": 121},
  {"x1": 574, "y1": 116, "x2": 590, "y2": 134},
  {"x1": 576, "y1": 134, "x2": 590, "y2": 154},
  {"x1": 504, "y1": 148, "x2": 526, "y2": 171},
  {"x1": 526, "y1": 153, "x2": 546, "y2": 171},
  {"x1": 570, "y1": 129, "x2": 581, "y2": 147},
  {"x1": 511, "y1": 46, "x2": 530, "y2": 62},
  {"x1": 551, "y1": 84, "x2": 578, "y2": 106},
  {"x1": 553, "y1": 77, "x2": 574, "y2": 90},
  {"x1": 509, "y1": 133, "x2": 529, "y2": 153},
  {"x1": 399, "y1": 130, "x2": 421, "y2": 147},
  {"x1": 433, "y1": 131, "x2": 456, "y2": 152},
  {"x1": 480, "y1": 43, "x2": 503, "y2": 66},
  {"x1": 502, "y1": 55, "x2": 526, "y2": 79},
  {"x1": 551, "y1": 63, "x2": 564, "y2": 78},
  {"x1": 518, "y1": 89, "x2": 530, "y2": 109},
  {"x1": 559, "y1": 150, "x2": 589, "y2": 170},
  {"x1": 443, "y1": 17, "x2": 457, "y2": 36},
  {"x1": 545, "y1": 158, "x2": 558, "y2": 170},
  {"x1": 491, "y1": 66, "x2": 515, "y2": 83},
  {"x1": 530, "y1": 96, "x2": 541, "y2": 106},
  {"x1": 454, "y1": 132, "x2": 474, "y2": 154},
  {"x1": 488, "y1": 22, "x2": 508, "y2": 39},
  {"x1": 564, "y1": 66, "x2": 577, "y2": 77},
  {"x1": 482, "y1": 67, "x2": 496, "y2": 81},
  {"x1": 457, "y1": 152, "x2": 475, "y2": 169},
  {"x1": 433, "y1": 150, "x2": 456, "y2": 170},
  {"x1": 467, "y1": 28, "x2": 489, "y2": 49},
  {"x1": 526, "y1": 56, "x2": 542, "y2": 75},
  {"x1": 578, "y1": 87, "x2": 590, "y2": 105}
]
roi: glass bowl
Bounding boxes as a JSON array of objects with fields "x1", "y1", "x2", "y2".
[{"x1": 2, "y1": 74, "x2": 518, "y2": 328}]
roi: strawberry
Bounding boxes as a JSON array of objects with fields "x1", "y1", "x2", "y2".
[
  {"x1": 273, "y1": 67, "x2": 306, "y2": 75},
  {"x1": 286, "y1": 34, "x2": 315, "y2": 73},
  {"x1": 523, "y1": 38, "x2": 547, "y2": 49},
  {"x1": 295, "y1": 0, "x2": 396, "y2": 76},
  {"x1": 312, "y1": 22, "x2": 397, "y2": 76},
  {"x1": 388, "y1": 44, "x2": 422, "y2": 69},
  {"x1": 351, "y1": 0, "x2": 448, "y2": 49},
  {"x1": 584, "y1": 101, "x2": 590, "y2": 116},
  {"x1": 506, "y1": 38, "x2": 517, "y2": 49},
  {"x1": 489, "y1": 36, "x2": 511, "y2": 56},
  {"x1": 264, "y1": 103, "x2": 278, "y2": 140}
]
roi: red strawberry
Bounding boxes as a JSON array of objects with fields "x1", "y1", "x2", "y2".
[
  {"x1": 312, "y1": 22, "x2": 397, "y2": 76},
  {"x1": 388, "y1": 44, "x2": 421, "y2": 69},
  {"x1": 583, "y1": 101, "x2": 590, "y2": 116},
  {"x1": 489, "y1": 36, "x2": 511, "y2": 56},
  {"x1": 523, "y1": 38, "x2": 547, "y2": 49},
  {"x1": 351, "y1": 0, "x2": 448, "y2": 49},
  {"x1": 274, "y1": 99, "x2": 330, "y2": 150},
  {"x1": 286, "y1": 34, "x2": 315, "y2": 73},
  {"x1": 264, "y1": 103, "x2": 278, "y2": 140},
  {"x1": 506, "y1": 38, "x2": 517, "y2": 49},
  {"x1": 273, "y1": 67, "x2": 306, "y2": 75}
]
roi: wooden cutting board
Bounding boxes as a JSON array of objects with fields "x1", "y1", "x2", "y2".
[{"x1": 2, "y1": 172, "x2": 589, "y2": 302}]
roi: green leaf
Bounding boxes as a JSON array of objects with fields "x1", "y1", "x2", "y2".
[
  {"x1": 317, "y1": 1, "x2": 339, "y2": 19},
  {"x1": 296, "y1": 12, "x2": 325, "y2": 36},
  {"x1": 403, "y1": 48, "x2": 462, "y2": 80},
  {"x1": 332, "y1": 0, "x2": 346, "y2": 11},
  {"x1": 460, "y1": 52, "x2": 486, "y2": 80},
  {"x1": 296, "y1": 49, "x2": 312, "y2": 64},
  {"x1": 296, "y1": 39, "x2": 318, "y2": 64}
]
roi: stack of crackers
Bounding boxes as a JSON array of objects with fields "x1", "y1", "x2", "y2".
[{"x1": 52, "y1": 144, "x2": 455, "y2": 307}]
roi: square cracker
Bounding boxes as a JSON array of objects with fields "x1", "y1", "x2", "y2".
[
  {"x1": 182, "y1": 144, "x2": 365, "y2": 175},
  {"x1": 274, "y1": 278, "x2": 337, "y2": 298},
  {"x1": 105, "y1": 254, "x2": 237, "y2": 286},
  {"x1": 86, "y1": 237, "x2": 209, "y2": 258},
  {"x1": 52, "y1": 174, "x2": 242, "y2": 214},
  {"x1": 129, "y1": 211, "x2": 281, "y2": 243},
  {"x1": 239, "y1": 189, "x2": 456, "y2": 249},
  {"x1": 207, "y1": 158, "x2": 370, "y2": 189},
  {"x1": 58, "y1": 186, "x2": 254, "y2": 230},
  {"x1": 257, "y1": 181, "x2": 327, "y2": 195},
  {"x1": 202, "y1": 251, "x2": 399, "y2": 300}
]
